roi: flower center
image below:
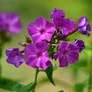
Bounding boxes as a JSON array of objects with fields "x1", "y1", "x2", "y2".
[
  {"x1": 62, "y1": 50, "x2": 68, "y2": 55},
  {"x1": 5, "y1": 23, "x2": 9, "y2": 28},
  {"x1": 14, "y1": 52, "x2": 19, "y2": 56},
  {"x1": 40, "y1": 29, "x2": 45, "y2": 34},
  {"x1": 37, "y1": 52, "x2": 42, "y2": 57}
]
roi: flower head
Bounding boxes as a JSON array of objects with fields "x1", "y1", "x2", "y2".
[
  {"x1": 25, "y1": 42, "x2": 51, "y2": 70},
  {"x1": 6, "y1": 48, "x2": 24, "y2": 68},
  {"x1": 28, "y1": 16, "x2": 55, "y2": 43},
  {"x1": 54, "y1": 41, "x2": 79, "y2": 67},
  {"x1": 74, "y1": 39, "x2": 85, "y2": 52},
  {"x1": 50, "y1": 9, "x2": 76, "y2": 35},
  {"x1": 0, "y1": 13, "x2": 23, "y2": 34},
  {"x1": 78, "y1": 16, "x2": 91, "y2": 36}
]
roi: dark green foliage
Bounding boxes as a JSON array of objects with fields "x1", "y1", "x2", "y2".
[
  {"x1": 0, "y1": 78, "x2": 35, "y2": 92},
  {"x1": 44, "y1": 65, "x2": 55, "y2": 85},
  {"x1": 0, "y1": 78, "x2": 23, "y2": 91},
  {"x1": 47, "y1": 46, "x2": 57, "y2": 58},
  {"x1": 17, "y1": 82, "x2": 35, "y2": 92},
  {"x1": 23, "y1": 55, "x2": 26, "y2": 59}
]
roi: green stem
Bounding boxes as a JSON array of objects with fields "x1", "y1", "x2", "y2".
[
  {"x1": 88, "y1": 49, "x2": 92, "y2": 92},
  {"x1": 0, "y1": 47, "x2": 2, "y2": 78},
  {"x1": 32, "y1": 68, "x2": 39, "y2": 92}
]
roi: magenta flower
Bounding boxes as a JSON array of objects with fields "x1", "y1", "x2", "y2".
[
  {"x1": 28, "y1": 16, "x2": 55, "y2": 43},
  {"x1": 6, "y1": 48, "x2": 24, "y2": 68},
  {"x1": 0, "y1": 13, "x2": 23, "y2": 34},
  {"x1": 78, "y1": 16, "x2": 91, "y2": 36},
  {"x1": 54, "y1": 41, "x2": 79, "y2": 67},
  {"x1": 74, "y1": 39, "x2": 85, "y2": 52},
  {"x1": 50, "y1": 8, "x2": 76, "y2": 35},
  {"x1": 25, "y1": 42, "x2": 51, "y2": 70}
]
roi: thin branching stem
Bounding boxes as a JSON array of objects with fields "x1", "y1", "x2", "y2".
[{"x1": 32, "y1": 68, "x2": 39, "y2": 92}]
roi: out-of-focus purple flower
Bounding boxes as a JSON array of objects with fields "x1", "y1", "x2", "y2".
[
  {"x1": 6, "y1": 13, "x2": 23, "y2": 34},
  {"x1": 50, "y1": 9, "x2": 76, "y2": 35},
  {"x1": 50, "y1": 8, "x2": 65, "y2": 20},
  {"x1": 54, "y1": 41, "x2": 79, "y2": 67},
  {"x1": 6, "y1": 48, "x2": 24, "y2": 68},
  {"x1": 28, "y1": 16, "x2": 55, "y2": 43},
  {"x1": 78, "y1": 16, "x2": 91, "y2": 36},
  {"x1": 25, "y1": 42, "x2": 51, "y2": 70},
  {"x1": 0, "y1": 13, "x2": 7, "y2": 31},
  {"x1": 74, "y1": 39, "x2": 85, "y2": 52},
  {"x1": 0, "y1": 13, "x2": 23, "y2": 34}
]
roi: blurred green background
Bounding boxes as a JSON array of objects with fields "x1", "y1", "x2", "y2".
[{"x1": 0, "y1": 0, "x2": 92, "y2": 92}]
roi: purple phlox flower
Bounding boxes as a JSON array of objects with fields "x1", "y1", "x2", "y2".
[
  {"x1": 28, "y1": 16, "x2": 55, "y2": 43},
  {"x1": 74, "y1": 39, "x2": 85, "y2": 52},
  {"x1": 54, "y1": 41, "x2": 79, "y2": 67},
  {"x1": 0, "y1": 13, "x2": 22, "y2": 34},
  {"x1": 50, "y1": 8, "x2": 76, "y2": 35},
  {"x1": 6, "y1": 48, "x2": 24, "y2": 68},
  {"x1": 25, "y1": 41, "x2": 51, "y2": 70},
  {"x1": 78, "y1": 16, "x2": 91, "y2": 36}
]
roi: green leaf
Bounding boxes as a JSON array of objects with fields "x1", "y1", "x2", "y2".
[
  {"x1": 44, "y1": 65, "x2": 55, "y2": 85},
  {"x1": 0, "y1": 78, "x2": 35, "y2": 92},
  {"x1": 17, "y1": 82, "x2": 35, "y2": 92},
  {"x1": 0, "y1": 78, "x2": 23, "y2": 91}
]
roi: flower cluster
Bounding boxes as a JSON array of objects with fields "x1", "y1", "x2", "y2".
[
  {"x1": 6, "y1": 8, "x2": 91, "y2": 70},
  {"x1": 0, "y1": 13, "x2": 22, "y2": 34}
]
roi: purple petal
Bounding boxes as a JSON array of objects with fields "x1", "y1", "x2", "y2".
[
  {"x1": 53, "y1": 53, "x2": 59, "y2": 60},
  {"x1": 44, "y1": 33, "x2": 53, "y2": 42},
  {"x1": 0, "y1": 13, "x2": 7, "y2": 31},
  {"x1": 36, "y1": 42, "x2": 50, "y2": 52},
  {"x1": 67, "y1": 52, "x2": 79, "y2": 64},
  {"x1": 61, "y1": 18, "x2": 76, "y2": 35},
  {"x1": 25, "y1": 44, "x2": 38, "y2": 56},
  {"x1": 50, "y1": 8, "x2": 65, "y2": 19},
  {"x1": 68, "y1": 43, "x2": 79, "y2": 52},
  {"x1": 28, "y1": 22, "x2": 38, "y2": 36},
  {"x1": 59, "y1": 41, "x2": 68, "y2": 50},
  {"x1": 35, "y1": 16, "x2": 46, "y2": 27},
  {"x1": 87, "y1": 24, "x2": 91, "y2": 31},
  {"x1": 26, "y1": 56, "x2": 37, "y2": 68},
  {"x1": 78, "y1": 16, "x2": 88, "y2": 27},
  {"x1": 7, "y1": 13, "x2": 23, "y2": 34},
  {"x1": 9, "y1": 21, "x2": 22, "y2": 34},
  {"x1": 74, "y1": 39, "x2": 85, "y2": 52},
  {"x1": 59, "y1": 56, "x2": 68, "y2": 67}
]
